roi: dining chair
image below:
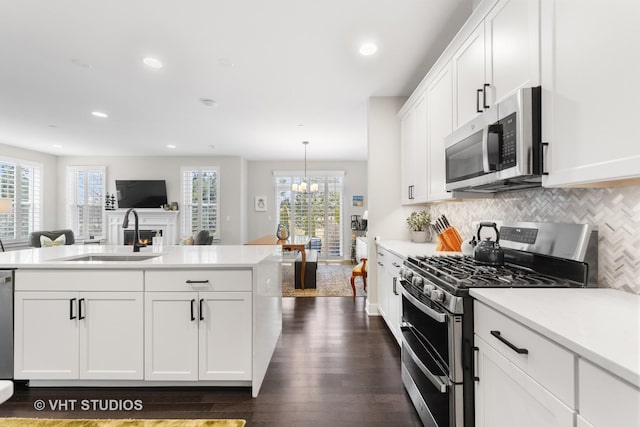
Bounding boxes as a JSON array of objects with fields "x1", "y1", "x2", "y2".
[{"x1": 350, "y1": 257, "x2": 367, "y2": 301}]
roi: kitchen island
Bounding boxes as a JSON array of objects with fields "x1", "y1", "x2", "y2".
[{"x1": 0, "y1": 244, "x2": 282, "y2": 397}]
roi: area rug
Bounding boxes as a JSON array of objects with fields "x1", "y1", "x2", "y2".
[
  {"x1": 0, "y1": 419, "x2": 245, "y2": 427},
  {"x1": 282, "y1": 262, "x2": 367, "y2": 297}
]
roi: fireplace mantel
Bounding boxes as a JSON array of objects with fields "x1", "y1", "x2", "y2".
[{"x1": 105, "y1": 209, "x2": 179, "y2": 245}]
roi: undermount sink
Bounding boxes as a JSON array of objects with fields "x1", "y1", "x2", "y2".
[{"x1": 62, "y1": 254, "x2": 160, "y2": 262}]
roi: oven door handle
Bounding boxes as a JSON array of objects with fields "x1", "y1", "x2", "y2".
[
  {"x1": 402, "y1": 337, "x2": 449, "y2": 393},
  {"x1": 401, "y1": 286, "x2": 447, "y2": 323}
]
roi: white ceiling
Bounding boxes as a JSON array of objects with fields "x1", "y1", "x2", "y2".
[{"x1": 0, "y1": 0, "x2": 473, "y2": 161}]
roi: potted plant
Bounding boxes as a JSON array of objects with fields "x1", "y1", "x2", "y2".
[{"x1": 406, "y1": 210, "x2": 432, "y2": 243}]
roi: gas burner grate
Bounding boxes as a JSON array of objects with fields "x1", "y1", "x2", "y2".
[{"x1": 410, "y1": 255, "x2": 574, "y2": 289}]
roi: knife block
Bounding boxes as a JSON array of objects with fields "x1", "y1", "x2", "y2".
[{"x1": 436, "y1": 227, "x2": 463, "y2": 252}]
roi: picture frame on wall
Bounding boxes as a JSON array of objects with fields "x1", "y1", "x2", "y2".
[{"x1": 255, "y1": 195, "x2": 267, "y2": 212}]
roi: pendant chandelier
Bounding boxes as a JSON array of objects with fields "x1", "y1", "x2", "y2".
[{"x1": 292, "y1": 141, "x2": 318, "y2": 193}]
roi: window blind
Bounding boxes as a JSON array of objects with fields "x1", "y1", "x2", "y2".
[
  {"x1": 181, "y1": 167, "x2": 219, "y2": 239},
  {"x1": 66, "y1": 166, "x2": 105, "y2": 239},
  {"x1": 0, "y1": 158, "x2": 42, "y2": 243}
]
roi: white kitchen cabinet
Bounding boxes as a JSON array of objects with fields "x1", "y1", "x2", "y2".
[
  {"x1": 474, "y1": 335, "x2": 575, "y2": 427},
  {"x1": 376, "y1": 246, "x2": 403, "y2": 345},
  {"x1": 453, "y1": 0, "x2": 540, "y2": 128},
  {"x1": 485, "y1": 0, "x2": 540, "y2": 105},
  {"x1": 144, "y1": 270, "x2": 252, "y2": 382},
  {"x1": 578, "y1": 358, "x2": 640, "y2": 427},
  {"x1": 14, "y1": 290, "x2": 143, "y2": 380},
  {"x1": 577, "y1": 416, "x2": 595, "y2": 427},
  {"x1": 542, "y1": 0, "x2": 640, "y2": 186},
  {"x1": 400, "y1": 92, "x2": 428, "y2": 204},
  {"x1": 453, "y1": 23, "x2": 487, "y2": 128},
  {"x1": 427, "y1": 62, "x2": 454, "y2": 201}
]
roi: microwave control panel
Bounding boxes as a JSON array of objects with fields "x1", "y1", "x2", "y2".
[{"x1": 499, "y1": 112, "x2": 517, "y2": 170}]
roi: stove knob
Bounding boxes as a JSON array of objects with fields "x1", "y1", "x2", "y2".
[
  {"x1": 423, "y1": 284, "x2": 435, "y2": 296},
  {"x1": 412, "y1": 276, "x2": 423, "y2": 287},
  {"x1": 431, "y1": 289, "x2": 445, "y2": 302}
]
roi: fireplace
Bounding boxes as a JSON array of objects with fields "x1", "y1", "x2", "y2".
[{"x1": 123, "y1": 229, "x2": 162, "y2": 246}]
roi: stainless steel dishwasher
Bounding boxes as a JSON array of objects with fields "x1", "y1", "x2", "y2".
[{"x1": 0, "y1": 270, "x2": 14, "y2": 379}]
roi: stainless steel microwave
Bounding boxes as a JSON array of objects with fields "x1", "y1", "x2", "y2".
[{"x1": 445, "y1": 86, "x2": 543, "y2": 193}]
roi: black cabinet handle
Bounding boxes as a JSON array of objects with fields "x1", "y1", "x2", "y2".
[
  {"x1": 186, "y1": 280, "x2": 209, "y2": 284},
  {"x1": 393, "y1": 277, "x2": 399, "y2": 295},
  {"x1": 70, "y1": 298, "x2": 77, "y2": 320},
  {"x1": 473, "y1": 346, "x2": 480, "y2": 381},
  {"x1": 477, "y1": 89, "x2": 483, "y2": 113},
  {"x1": 199, "y1": 298, "x2": 204, "y2": 321},
  {"x1": 190, "y1": 299, "x2": 196, "y2": 321},
  {"x1": 78, "y1": 298, "x2": 85, "y2": 320},
  {"x1": 483, "y1": 83, "x2": 490, "y2": 108},
  {"x1": 541, "y1": 142, "x2": 549, "y2": 176},
  {"x1": 490, "y1": 330, "x2": 528, "y2": 354}
]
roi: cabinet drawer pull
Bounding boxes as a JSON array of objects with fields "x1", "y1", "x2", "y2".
[
  {"x1": 186, "y1": 280, "x2": 209, "y2": 284},
  {"x1": 490, "y1": 330, "x2": 528, "y2": 354},
  {"x1": 392, "y1": 277, "x2": 399, "y2": 295},
  {"x1": 190, "y1": 299, "x2": 196, "y2": 321},
  {"x1": 392, "y1": 262, "x2": 400, "y2": 268},
  {"x1": 473, "y1": 346, "x2": 480, "y2": 381},
  {"x1": 483, "y1": 83, "x2": 490, "y2": 109},
  {"x1": 78, "y1": 298, "x2": 85, "y2": 320},
  {"x1": 477, "y1": 89, "x2": 483, "y2": 113},
  {"x1": 199, "y1": 298, "x2": 205, "y2": 321},
  {"x1": 70, "y1": 298, "x2": 77, "y2": 320},
  {"x1": 378, "y1": 261, "x2": 384, "y2": 267}
]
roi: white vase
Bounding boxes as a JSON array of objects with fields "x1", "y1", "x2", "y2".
[{"x1": 411, "y1": 230, "x2": 430, "y2": 243}]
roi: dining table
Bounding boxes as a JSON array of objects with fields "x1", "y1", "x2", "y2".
[{"x1": 245, "y1": 235, "x2": 310, "y2": 289}]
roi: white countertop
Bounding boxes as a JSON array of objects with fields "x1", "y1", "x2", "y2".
[
  {"x1": 375, "y1": 238, "x2": 461, "y2": 258},
  {"x1": 470, "y1": 288, "x2": 640, "y2": 387},
  {"x1": 0, "y1": 244, "x2": 280, "y2": 269}
]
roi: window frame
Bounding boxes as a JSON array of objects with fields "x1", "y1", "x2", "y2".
[
  {"x1": 66, "y1": 165, "x2": 106, "y2": 240},
  {"x1": 181, "y1": 166, "x2": 220, "y2": 240},
  {"x1": 0, "y1": 156, "x2": 43, "y2": 247}
]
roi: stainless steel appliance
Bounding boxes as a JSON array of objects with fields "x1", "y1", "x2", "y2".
[
  {"x1": 0, "y1": 270, "x2": 14, "y2": 379},
  {"x1": 399, "y1": 221, "x2": 598, "y2": 427},
  {"x1": 445, "y1": 87, "x2": 543, "y2": 193}
]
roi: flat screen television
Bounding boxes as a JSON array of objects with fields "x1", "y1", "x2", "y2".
[{"x1": 115, "y1": 180, "x2": 168, "y2": 208}]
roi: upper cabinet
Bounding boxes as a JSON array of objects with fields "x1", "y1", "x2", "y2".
[
  {"x1": 485, "y1": 0, "x2": 540, "y2": 106},
  {"x1": 400, "y1": 92, "x2": 428, "y2": 204},
  {"x1": 453, "y1": 23, "x2": 487, "y2": 128},
  {"x1": 453, "y1": 0, "x2": 540, "y2": 129},
  {"x1": 427, "y1": 63, "x2": 455, "y2": 201},
  {"x1": 541, "y1": 0, "x2": 640, "y2": 187}
]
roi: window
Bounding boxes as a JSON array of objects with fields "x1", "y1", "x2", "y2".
[
  {"x1": 274, "y1": 172, "x2": 344, "y2": 259},
  {"x1": 181, "y1": 167, "x2": 219, "y2": 239},
  {"x1": 0, "y1": 157, "x2": 42, "y2": 245},
  {"x1": 66, "y1": 166, "x2": 106, "y2": 239}
]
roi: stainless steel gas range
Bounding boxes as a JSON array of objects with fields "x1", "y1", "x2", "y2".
[{"x1": 398, "y1": 221, "x2": 598, "y2": 427}]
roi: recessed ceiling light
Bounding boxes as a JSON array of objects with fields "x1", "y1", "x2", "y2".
[
  {"x1": 91, "y1": 111, "x2": 108, "y2": 118},
  {"x1": 209, "y1": 144, "x2": 216, "y2": 149},
  {"x1": 52, "y1": 144, "x2": 62, "y2": 148},
  {"x1": 143, "y1": 57, "x2": 163, "y2": 69},
  {"x1": 167, "y1": 144, "x2": 176, "y2": 149},
  {"x1": 359, "y1": 42, "x2": 378, "y2": 56},
  {"x1": 200, "y1": 98, "x2": 218, "y2": 107},
  {"x1": 48, "y1": 124, "x2": 57, "y2": 128}
]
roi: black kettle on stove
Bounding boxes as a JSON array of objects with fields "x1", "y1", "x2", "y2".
[{"x1": 474, "y1": 222, "x2": 504, "y2": 266}]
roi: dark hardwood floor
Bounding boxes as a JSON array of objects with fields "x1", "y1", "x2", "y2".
[{"x1": 0, "y1": 297, "x2": 422, "y2": 426}]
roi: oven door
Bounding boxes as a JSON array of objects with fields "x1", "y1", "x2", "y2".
[{"x1": 400, "y1": 282, "x2": 464, "y2": 427}]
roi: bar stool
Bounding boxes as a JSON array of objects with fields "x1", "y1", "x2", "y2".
[{"x1": 350, "y1": 258, "x2": 367, "y2": 300}]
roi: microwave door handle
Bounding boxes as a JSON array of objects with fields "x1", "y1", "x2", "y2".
[
  {"x1": 483, "y1": 124, "x2": 501, "y2": 172},
  {"x1": 481, "y1": 128, "x2": 492, "y2": 173}
]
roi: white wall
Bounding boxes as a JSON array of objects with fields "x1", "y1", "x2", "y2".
[
  {"x1": 0, "y1": 143, "x2": 58, "y2": 231},
  {"x1": 367, "y1": 96, "x2": 407, "y2": 314},
  {"x1": 56, "y1": 155, "x2": 247, "y2": 244},
  {"x1": 247, "y1": 160, "x2": 367, "y2": 258}
]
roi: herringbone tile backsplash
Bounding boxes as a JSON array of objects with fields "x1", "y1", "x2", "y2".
[{"x1": 426, "y1": 185, "x2": 640, "y2": 294}]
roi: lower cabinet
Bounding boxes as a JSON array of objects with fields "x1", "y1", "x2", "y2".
[
  {"x1": 145, "y1": 291, "x2": 252, "y2": 381},
  {"x1": 376, "y1": 246, "x2": 403, "y2": 345},
  {"x1": 474, "y1": 335, "x2": 575, "y2": 427},
  {"x1": 14, "y1": 291, "x2": 144, "y2": 380}
]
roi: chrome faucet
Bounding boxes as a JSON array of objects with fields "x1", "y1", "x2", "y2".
[{"x1": 122, "y1": 208, "x2": 146, "y2": 252}]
